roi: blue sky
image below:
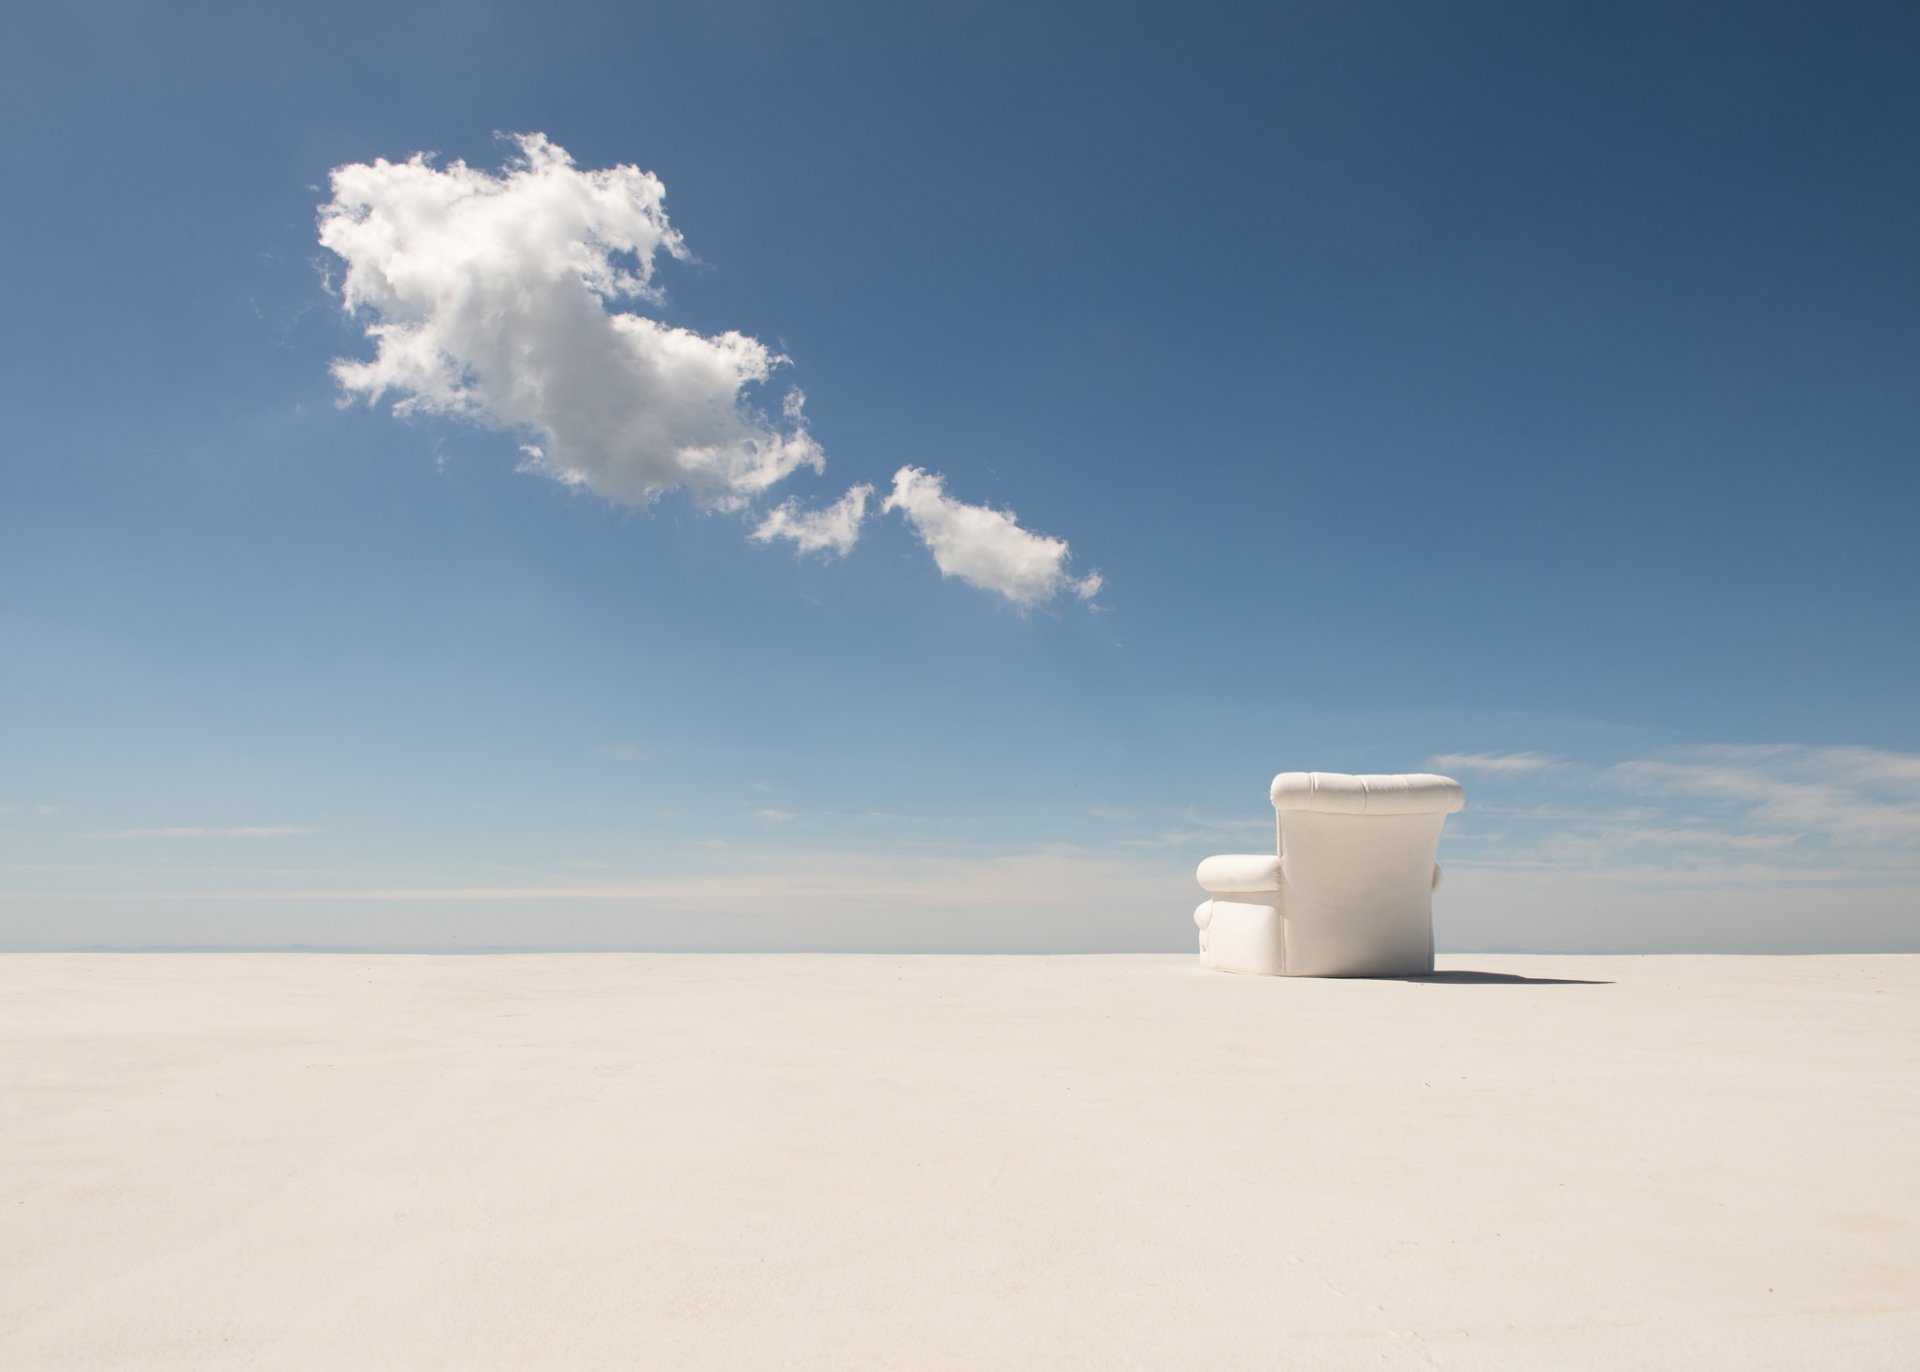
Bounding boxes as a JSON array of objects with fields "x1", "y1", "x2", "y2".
[{"x1": 4, "y1": 0, "x2": 1916, "y2": 951}]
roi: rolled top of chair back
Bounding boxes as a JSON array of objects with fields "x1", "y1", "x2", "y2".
[{"x1": 1270, "y1": 771, "x2": 1464, "y2": 816}]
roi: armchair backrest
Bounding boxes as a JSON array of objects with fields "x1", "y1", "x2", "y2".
[
  {"x1": 1277, "y1": 810, "x2": 1450, "y2": 911},
  {"x1": 1269, "y1": 772, "x2": 1464, "y2": 975}
]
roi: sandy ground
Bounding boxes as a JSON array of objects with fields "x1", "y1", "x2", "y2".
[{"x1": 2, "y1": 954, "x2": 1915, "y2": 1370}]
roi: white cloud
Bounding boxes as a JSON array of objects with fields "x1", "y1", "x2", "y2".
[
  {"x1": 318, "y1": 134, "x2": 1100, "y2": 607},
  {"x1": 1445, "y1": 742, "x2": 1920, "y2": 879},
  {"x1": 883, "y1": 467, "x2": 1100, "y2": 607},
  {"x1": 1676, "y1": 743, "x2": 1920, "y2": 788},
  {"x1": 1428, "y1": 751, "x2": 1560, "y2": 775},
  {"x1": 112, "y1": 827, "x2": 321, "y2": 840},
  {"x1": 319, "y1": 133, "x2": 823, "y2": 510},
  {"x1": 1606, "y1": 746, "x2": 1920, "y2": 848},
  {"x1": 752, "y1": 483, "x2": 873, "y2": 558}
]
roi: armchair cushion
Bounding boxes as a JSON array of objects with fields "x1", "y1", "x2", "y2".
[
  {"x1": 1270, "y1": 771, "x2": 1464, "y2": 816},
  {"x1": 1196, "y1": 853, "x2": 1284, "y2": 894}
]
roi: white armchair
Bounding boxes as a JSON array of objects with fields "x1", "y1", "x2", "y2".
[{"x1": 1195, "y1": 772, "x2": 1465, "y2": 978}]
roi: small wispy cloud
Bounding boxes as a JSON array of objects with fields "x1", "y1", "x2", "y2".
[
  {"x1": 1607, "y1": 747, "x2": 1920, "y2": 848},
  {"x1": 1677, "y1": 743, "x2": 1920, "y2": 788},
  {"x1": 1428, "y1": 751, "x2": 1561, "y2": 775},
  {"x1": 754, "y1": 809, "x2": 795, "y2": 823},
  {"x1": 1443, "y1": 741, "x2": 1920, "y2": 877},
  {"x1": 1116, "y1": 820, "x2": 1273, "y2": 850},
  {"x1": 752, "y1": 483, "x2": 873, "y2": 558},
  {"x1": 111, "y1": 826, "x2": 321, "y2": 840},
  {"x1": 884, "y1": 467, "x2": 1100, "y2": 607}
]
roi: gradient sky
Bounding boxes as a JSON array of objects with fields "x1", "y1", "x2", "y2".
[{"x1": 4, "y1": 0, "x2": 1917, "y2": 952}]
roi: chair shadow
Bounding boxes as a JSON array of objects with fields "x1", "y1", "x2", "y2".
[{"x1": 1400, "y1": 970, "x2": 1613, "y2": 986}]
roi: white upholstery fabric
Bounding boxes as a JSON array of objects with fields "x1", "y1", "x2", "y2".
[
  {"x1": 1195, "y1": 895, "x2": 1285, "y2": 975},
  {"x1": 1269, "y1": 772, "x2": 1464, "y2": 816},
  {"x1": 1195, "y1": 853, "x2": 1283, "y2": 894},
  {"x1": 1197, "y1": 771, "x2": 1463, "y2": 978}
]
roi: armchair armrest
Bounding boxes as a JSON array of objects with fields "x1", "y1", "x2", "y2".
[{"x1": 1196, "y1": 853, "x2": 1283, "y2": 894}]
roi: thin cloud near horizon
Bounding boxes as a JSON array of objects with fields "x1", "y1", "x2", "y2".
[
  {"x1": 1429, "y1": 742, "x2": 1920, "y2": 870},
  {"x1": 106, "y1": 826, "x2": 323, "y2": 840}
]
